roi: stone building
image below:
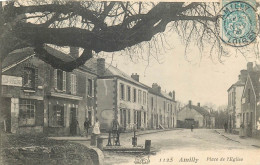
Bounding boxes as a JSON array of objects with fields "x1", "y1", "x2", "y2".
[
  {"x1": 85, "y1": 58, "x2": 148, "y2": 132},
  {"x1": 227, "y1": 68, "x2": 247, "y2": 133},
  {"x1": 2, "y1": 46, "x2": 97, "y2": 135},
  {"x1": 147, "y1": 83, "x2": 176, "y2": 129},
  {"x1": 241, "y1": 62, "x2": 260, "y2": 137},
  {"x1": 177, "y1": 101, "x2": 211, "y2": 128}
]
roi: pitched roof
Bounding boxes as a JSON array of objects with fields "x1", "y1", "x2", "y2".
[
  {"x1": 84, "y1": 58, "x2": 147, "y2": 88},
  {"x1": 44, "y1": 45, "x2": 75, "y2": 63},
  {"x1": 181, "y1": 104, "x2": 210, "y2": 116},
  {"x1": 2, "y1": 47, "x2": 34, "y2": 70},
  {"x1": 248, "y1": 71, "x2": 260, "y2": 98},
  {"x1": 44, "y1": 46, "x2": 95, "y2": 74},
  {"x1": 148, "y1": 87, "x2": 173, "y2": 101}
]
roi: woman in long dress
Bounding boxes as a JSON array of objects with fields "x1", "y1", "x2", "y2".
[{"x1": 92, "y1": 118, "x2": 100, "y2": 137}]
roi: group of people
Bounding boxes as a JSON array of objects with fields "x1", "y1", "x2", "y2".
[{"x1": 84, "y1": 117, "x2": 100, "y2": 137}]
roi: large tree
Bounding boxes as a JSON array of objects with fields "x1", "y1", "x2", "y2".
[{"x1": 0, "y1": 1, "x2": 221, "y2": 71}]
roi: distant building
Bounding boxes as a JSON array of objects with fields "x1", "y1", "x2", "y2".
[
  {"x1": 2, "y1": 47, "x2": 97, "y2": 136},
  {"x1": 177, "y1": 101, "x2": 211, "y2": 128},
  {"x1": 227, "y1": 68, "x2": 247, "y2": 132},
  {"x1": 147, "y1": 83, "x2": 176, "y2": 129}
]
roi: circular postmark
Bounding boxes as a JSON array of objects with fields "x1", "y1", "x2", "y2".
[{"x1": 217, "y1": 1, "x2": 258, "y2": 47}]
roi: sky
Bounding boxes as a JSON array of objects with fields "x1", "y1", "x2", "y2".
[{"x1": 97, "y1": 31, "x2": 258, "y2": 107}]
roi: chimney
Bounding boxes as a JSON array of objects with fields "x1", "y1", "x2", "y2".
[
  {"x1": 189, "y1": 100, "x2": 192, "y2": 109},
  {"x1": 247, "y1": 62, "x2": 253, "y2": 72},
  {"x1": 240, "y1": 70, "x2": 248, "y2": 82},
  {"x1": 169, "y1": 92, "x2": 172, "y2": 97},
  {"x1": 197, "y1": 102, "x2": 200, "y2": 107},
  {"x1": 70, "y1": 47, "x2": 79, "y2": 58},
  {"x1": 152, "y1": 83, "x2": 161, "y2": 93},
  {"x1": 97, "y1": 58, "x2": 105, "y2": 76},
  {"x1": 172, "y1": 90, "x2": 175, "y2": 101},
  {"x1": 131, "y1": 73, "x2": 139, "y2": 82}
]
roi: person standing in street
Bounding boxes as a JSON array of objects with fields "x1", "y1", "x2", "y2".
[
  {"x1": 92, "y1": 118, "x2": 100, "y2": 138},
  {"x1": 84, "y1": 117, "x2": 91, "y2": 137},
  {"x1": 191, "y1": 124, "x2": 194, "y2": 132}
]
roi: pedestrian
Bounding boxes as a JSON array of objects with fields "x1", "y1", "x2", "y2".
[
  {"x1": 191, "y1": 124, "x2": 194, "y2": 132},
  {"x1": 84, "y1": 117, "x2": 91, "y2": 137},
  {"x1": 92, "y1": 118, "x2": 100, "y2": 138},
  {"x1": 224, "y1": 122, "x2": 228, "y2": 133}
]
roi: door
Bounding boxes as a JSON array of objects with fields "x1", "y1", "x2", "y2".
[
  {"x1": 70, "y1": 108, "x2": 77, "y2": 135},
  {"x1": 151, "y1": 114, "x2": 154, "y2": 128},
  {"x1": 137, "y1": 111, "x2": 141, "y2": 129},
  {"x1": 123, "y1": 109, "x2": 126, "y2": 131}
]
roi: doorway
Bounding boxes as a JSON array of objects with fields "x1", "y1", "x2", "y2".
[{"x1": 70, "y1": 108, "x2": 77, "y2": 135}]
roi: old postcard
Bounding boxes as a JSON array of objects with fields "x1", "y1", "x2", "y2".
[{"x1": 0, "y1": 0, "x2": 260, "y2": 165}]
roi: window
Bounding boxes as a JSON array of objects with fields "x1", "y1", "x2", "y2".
[
  {"x1": 87, "y1": 79, "x2": 94, "y2": 97},
  {"x1": 55, "y1": 69, "x2": 66, "y2": 91},
  {"x1": 127, "y1": 86, "x2": 131, "y2": 101},
  {"x1": 144, "y1": 112, "x2": 146, "y2": 124},
  {"x1": 23, "y1": 67, "x2": 35, "y2": 89},
  {"x1": 151, "y1": 97, "x2": 154, "y2": 109},
  {"x1": 143, "y1": 91, "x2": 146, "y2": 105},
  {"x1": 134, "y1": 111, "x2": 137, "y2": 124},
  {"x1": 128, "y1": 110, "x2": 131, "y2": 124},
  {"x1": 248, "y1": 89, "x2": 251, "y2": 103},
  {"x1": 19, "y1": 99, "x2": 35, "y2": 126},
  {"x1": 133, "y1": 88, "x2": 137, "y2": 102},
  {"x1": 71, "y1": 74, "x2": 77, "y2": 95},
  {"x1": 164, "y1": 101, "x2": 166, "y2": 110},
  {"x1": 120, "y1": 84, "x2": 125, "y2": 100},
  {"x1": 138, "y1": 90, "x2": 142, "y2": 103},
  {"x1": 52, "y1": 105, "x2": 64, "y2": 126}
]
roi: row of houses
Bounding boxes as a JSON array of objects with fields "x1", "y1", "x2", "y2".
[
  {"x1": 227, "y1": 62, "x2": 260, "y2": 137},
  {"x1": 2, "y1": 46, "x2": 177, "y2": 136}
]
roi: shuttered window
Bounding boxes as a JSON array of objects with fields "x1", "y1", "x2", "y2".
[
  {"x1": 87, "y1": 79, "x2": 94, "y2": 97},
  {"x1": 71, "y1": 74, "x2": 77, "y2": 95},
  {"x1": 62, "y1": 71, "x2": 66, "y2": 92},
  {"x1": 54, "y1": 69, "x2": 66, "y2": 92},
  {"x1": 92, "y1": 79, "x2": 94, "y2": 97}
]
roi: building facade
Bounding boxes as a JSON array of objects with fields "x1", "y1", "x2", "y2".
[
  {"x1": 147, "y1": 83, "x2": 177, "y2": 129},
  {"x1": 227, "y1": 69, "x2": 247, "y2": 132},
  {"x1": 177, "y1": 101, "x2": 212, "y2": 128},
  {"x1": 241, "y1": 63, "x2": 260, "y2": 137},
  {"x1": 85, "y1": 58, "x2": 149, "y2": 132},
  {"x1": 2, "y1": 47, "x2": 97, "y2": 136}
]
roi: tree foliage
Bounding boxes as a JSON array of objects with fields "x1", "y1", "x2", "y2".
[{"x1": 0, "y1": 1, "x2": 222, "y2": 71}]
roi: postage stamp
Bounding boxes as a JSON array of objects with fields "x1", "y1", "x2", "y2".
[{"x1": 219, "y1": 0, "x2": 258, "y2": 47}]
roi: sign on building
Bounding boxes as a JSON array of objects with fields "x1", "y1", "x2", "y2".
[{"x1": 2, "y1": 75, "x2": 22, "y2": 87}]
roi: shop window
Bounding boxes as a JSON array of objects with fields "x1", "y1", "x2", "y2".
[
  {"x1": 19, "y1": 99, "x2": 35, "y2": 126},
  {"x1": 23, "y1": 67, "x2": 35, "y2": 89},
  {"x1": 51, "y1": 105, "x2": 64, "y2": 127}
]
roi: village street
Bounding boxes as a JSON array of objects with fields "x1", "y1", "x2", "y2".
[{"x1": 102, "y1": 129, "x2": 260, "y2": 165}]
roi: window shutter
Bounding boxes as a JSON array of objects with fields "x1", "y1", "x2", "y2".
[
  {"x1": 54, "y1": 69, "x2": 57, "y2": 89},
  {"x1": 63, "y1": 105, "x2": 67, "y2": 127},
  {"x1": 70, "y1": 74, "x2": 73, "y2": 94},
  {"x1": 61, "y1": 105, "x2": 65, "y2": 126},
  {"x1": 63, "y1": 71, "x2": 66, "y2": 92},
  {"x1": 74, "y1": 74, "x2": 77, "y2": 95},
  {"x1": 92, "y1": 79, "x2": 94, "y2": 97}
]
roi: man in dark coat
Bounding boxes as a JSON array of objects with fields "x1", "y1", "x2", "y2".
[{"x1": 84, "y1": 118, "x2": 91, "y2": 137}]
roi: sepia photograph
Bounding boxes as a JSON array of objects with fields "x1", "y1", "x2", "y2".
[{"x1": 0, "y1": 0, "x2": 260, "y2": 164}]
